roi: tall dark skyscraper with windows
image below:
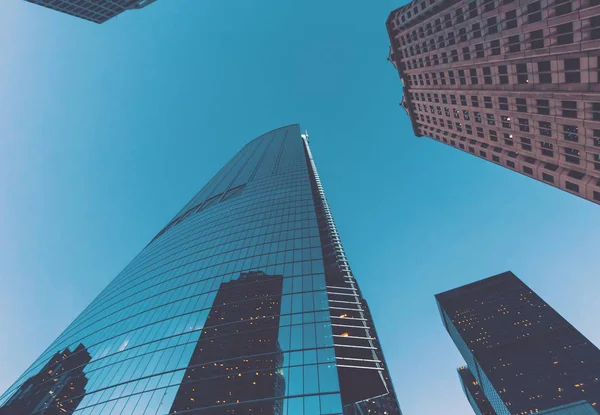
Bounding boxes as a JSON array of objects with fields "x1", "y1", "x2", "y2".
[
  {"x1": 387, "y1": 0, "x2": 600, "y2": 205},
  {"x1": 23, "y1": 0, "x2": 157, "y2": 23},
  {"x1": 0, "y1": 125, "x2": 402, "y2": 415},
  {"x1": 436, "y1": 271, "x2": 600, "y2": 415},
  {"x1": 457, "y1": 366, "x2": 497, "y2": 415}
]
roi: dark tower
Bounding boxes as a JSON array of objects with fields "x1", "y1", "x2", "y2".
[{"x1": 436, "y1": 271, "x2": 600, "y2": 415}]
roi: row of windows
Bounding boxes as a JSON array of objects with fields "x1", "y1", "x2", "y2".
[
  {"x1": 72, "y1": 387, "x2": 343, "y2": 415},
  {"x1": 414, "y1": 102, "x2": 600, "y2": 134},
  {"x1": 410, "y1": 91, "x2": 600, "y2": 124},
  {"x1": 152, "y1": 185, "x2": 247, "y2": 244},
  {"x1": 401, "y1": 19, "x2": 597, "y2": 63},
  {"x1": 396, "y1": 0, "x2": 437, "y2": 25},
  {"x1": 86, "y1": 181, "x2": 317, "y2": 327},
  {"x1": 64, "y1": 204, "x2": 321, "y2": 347},
  {"x1": 81, "y1": 307, "x2": 333, "y2": 387},
  {"x1": 396, "y1": 0, "x2": 600, "y2": 42},
  {"x1": 404, "y1": 55, "x2": 600, "y2": 88},
  {"x1": 416, "y1": 109, "x2": 600, "y2": 165},
  {"x1": 29, "y1": 0, "x2": 126, "y2": 22},
  {"x1": 418, "y1": 114, "x2": 600, "y2": 167},
  {"x1": 424, "y1": 129, "x2": 600, "y2": 201},
  {"x1": 58, "y1": 0, "x2": 129, "y2": 13},
  {"x1": 407, "y1": 58, "x2": 594, "y2": 87},
  {"x1": 399, "y1": 1, "x2": 598, "y2": 49},
  {"x1": 54, "y1": 248, "x2": 327, "y2": 369},
  {"x1": 78, "y1": 317, "x2": 336, "y2": 398},
  {"x1": 404, "y1": 33, "x2": 599, "y2": 74},
  {"x1": 139, "y1": 184, "x2": 314, "y2": 281}
]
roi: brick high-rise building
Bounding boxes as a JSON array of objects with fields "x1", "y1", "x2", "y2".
[
  {"x1": 436, "y1": 271, "x2": 600, "y2": 415},
  {"x1": 23, "y1": 0, "x2": 157, "y2": 23},
  {"x1": 386, "y1": 0, "x2": 600, "y2": 205}
]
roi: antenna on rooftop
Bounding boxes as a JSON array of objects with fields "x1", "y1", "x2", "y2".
[{"x1": 301, "y1": 129, "x2": 310, "y2": 142}]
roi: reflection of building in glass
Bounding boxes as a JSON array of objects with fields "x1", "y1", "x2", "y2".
[
  {"x1": 0, "y1": 344, "x2": 90, "y2": 415},
  {"x1": 23, "y1": 0, "x2": 157, "y2": 24},
  {"x1": 170, "y1": 271, "x2": 285, "y2": 414},
  {"x1": 1, "y1": 125, "x2": 402, "y2": 415},
  {"x1": 437, "y1": 271, "x2": 600, "y2": 415}
]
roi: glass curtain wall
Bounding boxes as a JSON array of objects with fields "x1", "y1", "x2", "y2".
[{"x1": 0, "y1": 125, "x2": 401, "y2": 415}]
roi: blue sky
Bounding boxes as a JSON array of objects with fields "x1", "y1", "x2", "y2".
[{"x1": 1, "y1": 1, "x2": 600, "y2": 414}]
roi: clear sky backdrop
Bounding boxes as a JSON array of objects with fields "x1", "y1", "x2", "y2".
[{"x1": 1, "y1": 1, "x2": 599, "y2": 414}]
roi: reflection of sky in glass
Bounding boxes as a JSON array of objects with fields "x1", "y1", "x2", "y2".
[{"x1": 0, "y1": 126, "x2": 351, "y2": 414}]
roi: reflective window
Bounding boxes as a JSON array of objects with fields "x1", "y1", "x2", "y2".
[{"x1": 0, "y1": 126, "x2": 401, "y2": 415}]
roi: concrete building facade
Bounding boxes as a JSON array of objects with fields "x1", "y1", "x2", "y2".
[{"x1": 387, "y1": 0, "x2": 600, "y2": 204}]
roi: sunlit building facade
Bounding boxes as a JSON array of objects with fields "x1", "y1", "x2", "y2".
[
  {"x1": 0, "y1": 125, "x2": 402, "y2": 415},
  {"x1": 23, "y1": 0, "x2": 157, "y2": 23},
  {"x1": 436, "y1": 271, "x2": 600, "y2": 415},
  {"x1": 387, "y1": 0, "x2": 600, "y2": 205}
]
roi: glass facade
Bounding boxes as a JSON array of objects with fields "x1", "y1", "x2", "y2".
[
  {"x1": 457, "y1": 366, "x2": 497, "y2": 415},
  {"x1": 436, "y1": 271, "x2": 600, "y2": 415},
  {"x1": 536, "y1": 401, "x2": 598, "y2": 415},
  {"x1": 0, "y1": 125, "x2": 401, "y2": 415},
  {"x1": 23, "y1": 0, "x2": 157, "y2": 24}
]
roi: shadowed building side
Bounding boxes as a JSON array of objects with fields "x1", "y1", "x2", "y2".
[
  {"x1": 303, "y1": 136, "x2": 403, "y2": 415},
  {"x1": 458, "y1": 366, "x2": 498, "y2": 415},
  {"x1": 436, "y1": 271, "x2": 600, "y2": 415}
]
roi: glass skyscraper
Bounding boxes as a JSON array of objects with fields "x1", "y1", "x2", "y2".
[
  {"x1": 23, "y1": 0, "x2": 157, "y2": 24},
  {"x1": 0, "y1": 125, "x2": 402, "y2": 415},
  {"x1": 437, "y1": 271, "x2": 600, "y2": 415}
]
